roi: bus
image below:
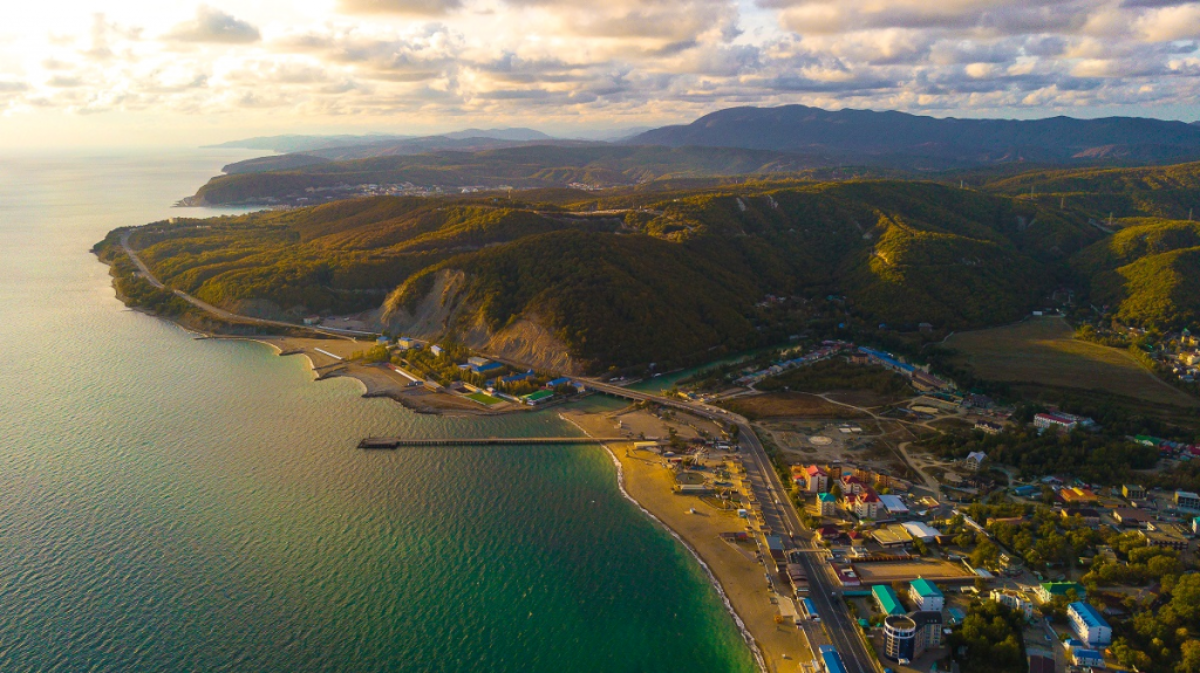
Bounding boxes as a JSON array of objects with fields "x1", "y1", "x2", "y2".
[{"x1": 800, "y1": 597, "x2": 820, "y2": 621}]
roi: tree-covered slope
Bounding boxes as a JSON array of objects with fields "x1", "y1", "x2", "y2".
[{"x1": 1072, "y1": 219, "x2": 1200, "y2": 329}]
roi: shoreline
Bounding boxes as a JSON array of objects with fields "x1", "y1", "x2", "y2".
[{"x1": 559, "y1": 412, "x2": 770, "y2": 673}]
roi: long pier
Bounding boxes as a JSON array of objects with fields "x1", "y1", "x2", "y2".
[{"x1": 359, "y1": 436, "x2": 629, "y2": 449}]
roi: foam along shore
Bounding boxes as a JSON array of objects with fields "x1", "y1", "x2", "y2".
[
  {"x1": 560, "y1": 408, "x2": 813, "y2": 673},
  {"x1": 209, "y1": 335, "x2": 511, "y2": 416}
]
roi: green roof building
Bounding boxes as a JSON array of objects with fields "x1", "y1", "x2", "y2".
[
  {"x1": 520, "y1": 390, "x2": 555, "y2": 406},
  {"x1": 1036, "y1": 581, "x2": 1086, "y2": 603},
  {"x1": 872, "y1": 584, "x2": 905, "y2": 616}
]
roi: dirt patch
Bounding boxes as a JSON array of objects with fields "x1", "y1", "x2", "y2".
[
  {"x1": 823, "y1": 390, "x2": 907, "y2": 407},
  {"x1": 852, "y1": 559, "x2": 974, "y2": 584},
  {"x1": 721, "y1": 393, "x2": 870, "y2": 420},
  {"x1": 946, "y1": 316, "x2": 1197, "y2": 408}
]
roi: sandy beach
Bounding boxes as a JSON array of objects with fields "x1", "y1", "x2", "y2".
[{"x1": 561, "y1": 407, "x2": 814, "y2": 673}]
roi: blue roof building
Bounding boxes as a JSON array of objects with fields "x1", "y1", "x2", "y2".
[
  {"x1": 546, "y1": 377, "x2": 572, "y2": 387},
  {"x1": 818, "y1": 646, "x2": 848, "y2": 673},
  {"x1": 1068, "y1": 601, "x2": 1112, "y2": 647}
]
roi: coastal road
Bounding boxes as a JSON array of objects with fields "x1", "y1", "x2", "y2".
[
  {"x1": 119, "y1": 232, "x2": 372, "y2": 340},
  {"x1": 577, "y1": 380, "x2": 881, "y2": 673}
]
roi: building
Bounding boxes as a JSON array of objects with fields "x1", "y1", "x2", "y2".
[
  {"x1": 847, "y1": 491, "x2": 881, "y2": 519},
  {"x1": 964, "y1": 451, "x2": 987, "y2": 472},
  {"x1": 1194, "y1": 516, "x2": 1200, "y2": 535},
  {"x1": 519, "y1": 390, "x2": 555, "y2": 406},
  {"x1": 871, "y1": 524, "x2": 913, "y2": 548},
  {"x1": 1034, "y1": 412, "x2": 1080, "y2": 432},
  {"x1": 546, "y1": 377, "x2": 572, "y2": 388},
  {"x1": 1069, "y1": 646, "x2": 1106, "y2": 669},
  {"x1": 840, "y1": 474, "x2": 866, "y2": 495},
  {"x1": 873, "y1": 585, "x2": 906, "y2": 617},
  {"x1": 804, "y1": 465, "x2": 829, "y2": 493},
  {"x1": 909, "y1": 611, "x2": 943, "y2": 656},
  {"x1": 817, "y1": 492, "x2": 837, "y2": 517},
  {"x1": 1176, "y1": 490, "x2": 1200, "y2": 511},
  {"x1": 1062, "y1": 508, "x2": 1101, "y2": 526},
  {"x1": 1139, "y1": 529, "x2": 1188, "y2": 551},
  {"x1": 1036, "y1": 581, "x2": 1085, "y2": 604},
  {"x1": 901, "y1": 521, "x2": 941, "y2": 542},
  {"x1": 1122, "y1": 484, "x2": 1147, "y2": 500},
  {"x1": 974, "y1": 420, "x2": 1003, "y2": 435},
  {"x1": 883, "y1": 615, "x2": 917, "y2": 661},
  {"x1": 1113, "y1": 507, "x2": 1153, "y2": 526},
  {"x1": 467, "y1": 356, "x2": 490, "y2": 367},
  {"x1": 765, "y1": 535, "x2": 786, "y2": 562},
  {"x1": 1068, "y1": 602, "x2": 1113, "y2": 647},
  {"x1": 302, "y1": 315, "x2": 322, "y2": 325},
  {"x1": 1059, "y1": 487, "x2": 1099, "y2": 505},
  {"x1": 878, "y1": 494, "x2": 908, "y2": 515},
  {"x1": 817, "y1": 645, "x2": 848, "y2": 673},
  {"x1": 430, "y1": 344, "x2": 444, "y2": 356},
  {"x1": 909, "y1": 578, "x2": 944, "y2": 612},
  {"x1": 911, "y1": 369, "x2": 950, "y2": 392},
  {"x1": 990, "y1": 589, "x2": 1034, "y2": 620}
]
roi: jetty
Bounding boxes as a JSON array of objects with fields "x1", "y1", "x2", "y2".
[{"x1": 359, "y1": 436, "x2": 628, "y2": 449}]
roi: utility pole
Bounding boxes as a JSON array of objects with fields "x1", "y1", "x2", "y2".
[
  {"x1": 1060, "y1": 196, "x2": 1065, "y2": 210},
  {"x1": 1108, "y1": 212, "x2": 1114, "y2": 228}
]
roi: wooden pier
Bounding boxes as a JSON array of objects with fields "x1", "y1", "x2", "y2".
[{"x1": 358, "y1": 436, "x2": 629, "y2": 449}]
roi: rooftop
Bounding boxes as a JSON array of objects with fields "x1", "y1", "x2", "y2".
[
  {"x1": 1070, "y1": 602, "x2": 1109, "y2": 629},
  {"x1": 818, "y1": 493, "x2": 837, "y2": 503},
  {"x1": 872, "y1": 584, "x2": 905, "y2": 616},
  {"x1": 910, "y1": 577, "x2": 942, "y2": 598}
]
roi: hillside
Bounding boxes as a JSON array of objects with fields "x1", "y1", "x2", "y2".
[
  {"x1": 985, "y1": 161, "x2": 1200, "y2": 220},
  {"x1": 110, "y1": 179, "x2": 1104, "y2": 373},
  {"x1": 1071, "y1": 218, "x2": 1200, "y2": 329},
  {"x1": 628, "y1": 105, "x2": 1200, "y2": 169},
  {"x1": 188, "y1": 145, "x2": 834, "y2": 205}
]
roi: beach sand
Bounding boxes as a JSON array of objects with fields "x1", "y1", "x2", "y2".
[{"x1": 561, "y1": 408, "x2": 813, "y2": 673}]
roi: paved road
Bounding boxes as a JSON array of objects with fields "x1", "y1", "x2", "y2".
[{"x1": 120, "y1": 232, "x2": 372, "y2": 340}]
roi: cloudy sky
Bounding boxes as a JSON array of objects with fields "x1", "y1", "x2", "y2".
[{"x1": 1, "y1": 0, "x2": 1199, "y2": 146}]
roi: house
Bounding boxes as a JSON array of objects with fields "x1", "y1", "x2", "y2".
[
  {"x1": 430, "y1": 345, "x2": 444, "y2": 356},
  {"x1": 1036, "y1": 581, "x2": 1086, "y2": 603},
  {"x1": 990, "y1": 589, "x2": 1034, "y2": 620},
  {"x1": 519, "y1": 390, "x2": 555, "y2": 406},
  {"x1": 974, "y1": 420, "x2": 1003, "y2": 435},
  {"x1": 1062, "y1": 508, "x2": 1101, "y2": 526},
  {"x1": 873, "y1": 584, "x2": 906, "y2": 616},
  {"x1": 815, "y1": 525, "x2": 842, "y2": 543},
  {"x1": 1068, "y1": 602, "x2": 1112, "y2": 647},
  {"x1": 1113, "y1": 507, "x2": 1152, "y2": 526},
  {"x1": 817, "y1": 492, "x2": 837, "y2": 517},
  {"x1": 1122, "y1": 484, "x2": 1147, "y2": 500},
  {"x1": 909, "y1": 578, "x2": 944, "y2": 612},
  {"x1": 1034, "y1": 412, "x2": 1080, "y2": 432},
  {"x1": 964, "y1": 451, "x2": 987, "y2": 472},
  {"x1": 901, "y1": 521, "x2": 941, "y2": 542},
  {"x1": 1069, "y1": 646, "x2": 1106, "y2": 669},
  {"x1": 804, "y1": 465, "x2": 830, "y2": 493},
  {"x1": 1175, "y1": 490, "x2": 1200, "y2": 511},
  {"x1": 878, "y1": 494, "x2": 909, "y2": 515},
  {"x1": 396, "y1": 337, "x2": 420, "y2": 350}
]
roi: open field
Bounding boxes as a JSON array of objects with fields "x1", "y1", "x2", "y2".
[
  {"x1": 720, "y1": 393, "x2": 869, "y2": 420},
  {"x1": 850, "y1": 559, "x2": 974, "y2": 584},
  {"x1": 946, "y1": 317, "x2": 1197, "y2": 407},
  {"x1": 466, "y1": 391, "x2": 503, "y2": 406}
]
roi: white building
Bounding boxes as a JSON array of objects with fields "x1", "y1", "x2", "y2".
[
  {"x1": 909, "y1": 578, "x2": 944, "y2": 612},
  {"x1": 901, "y1": 521, "x2": 941, "y2": 542},
  {"x1": 878, "y1": 494, "x2": 909, "y2": 516},
  {"x1": 1175, "y1": 490, "x2": 1200, "y2": 511},
  {"x1": 965, "y1": 451, "x2": 987, "y2": 471},
  {"x1": 430, "y1": 344, "x2": 444, "y2": 356},
  {"x1": 990, "y1": 590, "x2": 1034, "y2": 620},
  {"x1": 1068, "y1": 602, "x2": 1112, "y2": 647}
]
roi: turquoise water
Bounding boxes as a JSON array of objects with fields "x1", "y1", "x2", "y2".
[{"x1": 0, "y1": 151, "x2": 758, "y2": 672}]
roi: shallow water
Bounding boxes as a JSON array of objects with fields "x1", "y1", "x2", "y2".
[{"x1": 0, "y1": 150, "x2": 758, "y2": 672}]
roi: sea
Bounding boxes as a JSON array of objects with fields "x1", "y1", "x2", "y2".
[{"x1": 0, "y1": 149, "x2": 759, "y2": 672}]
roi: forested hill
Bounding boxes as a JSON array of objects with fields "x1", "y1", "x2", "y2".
[
  {"x1": 107, "y1": 173, "x2": 1140, "y2": 373},
  {"x1": 628, "y1": 105, "x2": 1200, "y2": 168}
]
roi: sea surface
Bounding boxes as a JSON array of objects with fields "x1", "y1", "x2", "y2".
[{"x1": 0, "y1": 150, "x2": 758, "y2": 672}]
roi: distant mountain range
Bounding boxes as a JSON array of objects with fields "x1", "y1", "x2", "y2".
[{"x1": 627, "y1": 105, "x2": 1200, "y2": 169}]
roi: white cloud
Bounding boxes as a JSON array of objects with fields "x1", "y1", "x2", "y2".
[{"x1": 164, "y1": 5, "x2": 261, "y2": 44}]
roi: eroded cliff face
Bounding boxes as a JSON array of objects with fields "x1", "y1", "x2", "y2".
[{"x1": 382, "y1": 268, "x2": 581, "y2": 375}]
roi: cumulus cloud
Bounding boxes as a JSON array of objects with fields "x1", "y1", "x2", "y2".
[{"x1": 165, "y1": 5, "x2": 261, "y2": 44}]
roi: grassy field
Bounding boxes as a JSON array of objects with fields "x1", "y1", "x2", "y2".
[
  {"x1": 946, "y1": 317, "x2": 1196, "y2": 407},
  {"x1": 720, "y1": 392, "x2": 868, "y2": 420},
  {"x1": 466, "y1": 391, "x2": 503, "y2": 406}
]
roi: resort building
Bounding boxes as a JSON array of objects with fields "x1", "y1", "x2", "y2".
[
  {"x1": 1113, "y1": 508, "x2": 1152, "y2": 526},
  {"x1": 803, "y1": 465, "x2": 829, "y2": 493},
  {"x1": 990, "y1": 589, "x2": 1034, "y2": 620},
  {"x1": 883, "y1": 615, "x2": 917, "y2": 661},
  {"x1": 909, "y1": 578, "x2": 944, "y2": 612},
  {"x1": 817, "y1": 493, "x2": 837, "y2": 517},
  {"x1": 1068, "y1": 602, "x2": 1112, "y2": 647},
  {"x1": 873, "y1": 585, "x2": 906, "y2": 617},
  {"x1": 1033, "y1": 412, "x2": 1086, "y2": 432},
  {"x1": 840, "y1": 474, "x2": 866, "y2": 495},
  {"x1": 964, "y1": 451, "x2": 987, "y2": 472},
  {"x1": 1036, "y1": 581, "x2": 1086, "y2": 604}
]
